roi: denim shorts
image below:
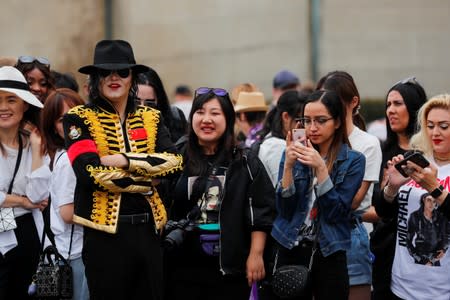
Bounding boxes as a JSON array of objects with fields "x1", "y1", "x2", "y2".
[{"x1": 346, "y1": 219, "x2": 372, "y2": 285}]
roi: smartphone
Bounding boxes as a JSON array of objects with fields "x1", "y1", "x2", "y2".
[
  {"x1": 292, "y1": 128, "x2": 306, "y2": 145},
  {"x1": 394, "y1": 152, "x2": 430, "y2": 177}
]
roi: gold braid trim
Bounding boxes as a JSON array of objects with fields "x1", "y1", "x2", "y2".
[
  {"x1": 86, "y1": 165, "x2": 152, "y2": 193},
  {"x1": 73, "y1": 191, "x2": 121, "y2": 234},
  {"x1": 141, "y1": 108, "x2": 159, "y2": 153},
  {"x1": 147, "y1": 189, "x2": 167, "y2": 230},
  {"x1": 82, "y1": 109, "x2": 111, "y2": 156},
  {"x1": 127, "y1": 152, "x2": 183, "y2": 177}
]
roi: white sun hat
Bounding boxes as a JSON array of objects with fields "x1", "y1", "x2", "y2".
[{"x1": 0, "y1": 66, "x2": 43, "y2": 108}]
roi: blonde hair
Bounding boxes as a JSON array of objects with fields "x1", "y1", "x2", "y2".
[{"x1": 410, "y1": 93, "x2": 450, "y2": 156}]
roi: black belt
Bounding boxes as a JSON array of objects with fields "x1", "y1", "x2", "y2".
[{"x1": 119, "y1": 213, "x2": 151, "y2": 224}]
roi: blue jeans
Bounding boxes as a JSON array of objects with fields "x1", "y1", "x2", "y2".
[
  {"x1": 70, "y1": 256, "x2": 89, "y2": 300},
  {"x1": 346, "y1": 220, "x2": 372, "y2": 285}
]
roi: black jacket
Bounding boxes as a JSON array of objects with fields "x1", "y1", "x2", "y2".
[{"x1": 170, "y1": 147, "x2": 276, "y2": 275}]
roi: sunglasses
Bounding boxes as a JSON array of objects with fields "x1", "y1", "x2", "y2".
[
  {"x1": 392, "y1": 76, "x2": 419, "y2": 88},
  {"x1": 194, "y1": 87, "x2": 228, "y2": 98},
  {"x1": 135, "y1": 97, "x2": 157, "y2": 108},
  {"x1": 18, "y1": 56, "x2": 50, "y2": 67},
  {"x1": 98, "y1": 69, "x2": 131, "y2": 78}
]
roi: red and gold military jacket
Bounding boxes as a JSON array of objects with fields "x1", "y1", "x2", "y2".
[{"x1": 63, "y1": 98, "x2": 182, "y2": 234}]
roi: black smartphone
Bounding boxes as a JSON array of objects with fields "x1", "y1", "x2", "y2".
[{"x1": 394, "y1": 152, "x2": 430, "y2": 177}]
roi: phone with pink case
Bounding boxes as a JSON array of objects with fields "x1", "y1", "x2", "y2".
[{"x1": 292, "y1": 128, "x2": 306, "y2": 145}]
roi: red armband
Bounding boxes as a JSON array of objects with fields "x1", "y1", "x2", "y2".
[{"x1": 67, "y1": 139, "x2": 99, "y2": 164}]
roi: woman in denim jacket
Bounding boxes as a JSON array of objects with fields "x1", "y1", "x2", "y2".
[{"x1": 271, "y1": 90, "x2": 365, "y2": 300}]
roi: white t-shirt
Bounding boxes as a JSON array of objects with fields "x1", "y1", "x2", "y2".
[
  {"x1": 348, "y1": 127, "x2": 382, "y2": 213},
  {"x1": 0, "y1": 144, "x2": 51, "y2": 255},
  {"x1": 49, "y1": 149, "x2": 83, "y2": 260},
  {"x1": 391, "y1": 160, "x2": 450, "y2": 300},
  {"x1": 258, "y1": 134, "x2": 286, "y2": 187}
]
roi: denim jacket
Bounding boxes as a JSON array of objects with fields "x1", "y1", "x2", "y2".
[{"x1": 271, "y1": 143, "x2": 365, "y2": 257}]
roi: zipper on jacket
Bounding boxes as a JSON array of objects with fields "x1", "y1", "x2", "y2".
[
  {"x1": 218, "y1": 171, "x2": 227, "y2": 275},
  {"x1": 243, "y1": 154, "x2": 255, "y2": 226}
]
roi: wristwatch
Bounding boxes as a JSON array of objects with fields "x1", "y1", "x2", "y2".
[{"x1": 430, "y1": 185, "x2": 444, "y2": 198}]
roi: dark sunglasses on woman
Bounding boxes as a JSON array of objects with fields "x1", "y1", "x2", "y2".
[{"x1": 98, "y1": 69, "x2": 131, "y2": 79}]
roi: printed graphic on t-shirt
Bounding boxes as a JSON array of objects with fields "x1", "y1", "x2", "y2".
[
  {"x1": 392, "y1": 166, "x2": 450, "y2": 300},
  {"x1": 188, "y1": 175, "x2": 225, "y2": 224},
  {"x1": 407, "y1": 192, "x2": 448, "y2": 266},
  {"x1": 396, "y1": 176, "x2": 450, "y2": 267}
]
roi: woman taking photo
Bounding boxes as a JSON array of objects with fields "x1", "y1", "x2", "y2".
[
  {"x1": 377, "y1": 94, "x2": 450, "y2": 300},
  {"x1": 371, "y1": 77, "x2": 427, "y2": 299},
  {"x1": 166, "y1": 87, "x2": 275, "y2": 300},
  {"x1": 0, "y1": 66, "x2": 50, "y2": 299},
  {"x1": 41, "y1": 88, "x2": 88, "y2": 300},
  {"x1": 271, "y1": 90, "x2": 365, "y2": 300},
  {"x1": 318, "y1": 71, "x2": 382, "y2": 300}
]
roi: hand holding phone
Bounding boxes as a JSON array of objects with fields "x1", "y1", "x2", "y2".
[
  {"x1": 394, "y1": 152, "x2": 430, "y2": 177},
  {"x1": 292, "y1": 128, "x2": 306, "y2": 146}
]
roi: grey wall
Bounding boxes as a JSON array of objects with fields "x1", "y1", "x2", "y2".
[{"x1": 1, "y1": 0, "x2": 449, "y2": 101}]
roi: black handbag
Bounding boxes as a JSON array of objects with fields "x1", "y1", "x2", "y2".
[
  {"x1": 271, "y1": 248, "x2": 315, "y2": 299},
  {"x1": 33, "y1": 245, "x2": 73, "y2": 299},
  {"x1": 29, "y1": 222, "x2": 74, "y2": 299},
  {"x1": 271, "y1": 221, "x2": 320, "y2": 299}
]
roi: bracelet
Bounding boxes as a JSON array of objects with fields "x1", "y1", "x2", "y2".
[{"x1": 384, "y1": 185, "x2": 398, "y2": 200}]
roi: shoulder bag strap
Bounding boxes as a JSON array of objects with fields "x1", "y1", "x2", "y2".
[
  {"x1": 7, "y1": 134, "x2": 23, "y2": 194},
  {"x1": 67, "y1": 224, "x2": 74, "y2": 260}
]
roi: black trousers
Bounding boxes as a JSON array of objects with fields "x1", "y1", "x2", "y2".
[
  {"x1": 83, "y1": 221, "x2": 163, "y2": 300},
  {"x1": 0, "y1": 213, "x2": 41, "y2": 299}
]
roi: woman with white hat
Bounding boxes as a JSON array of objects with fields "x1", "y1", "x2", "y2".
[{"x1": 0, "y1": 66, "x2": 50, "y2": 299}]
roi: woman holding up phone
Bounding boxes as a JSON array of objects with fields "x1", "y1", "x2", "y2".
[
  {"x1": 377, "y1": 94, "x2": 450, "y2": 300},
  {"x1": 271, "y1": 90, "x2": 365, "y2": 299},
  {"x1": 371, "y1": 77, "x2": 427, "y2": 300}
]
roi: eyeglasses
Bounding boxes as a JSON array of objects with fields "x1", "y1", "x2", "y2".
[
  {"x1": 135, "y1": 97, "x2": 157, "y2": 108},
  {"x1": 194, "y1": 87, "x2": 228, "y2": 98},
  {"x1": 392, "y1": 76, "x2": 419, "y2": 88},
  {"x1": 298, "y1": 117, "x2": 333, "y2": 127},
  {"x1": 98, "y1": 69, "x2": 131, "y2": 79},
  {"x1": 18, "y1": 56, "x2": 50, "y2": 67}
]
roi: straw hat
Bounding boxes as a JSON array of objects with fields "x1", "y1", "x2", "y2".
[{"x1": 234, "y1": 92, "x2": 268, "y2": 113}]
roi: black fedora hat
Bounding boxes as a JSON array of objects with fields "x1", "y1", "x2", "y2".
[{"x1": 78, "y1": 39, "x2": 149, "y2": 74}]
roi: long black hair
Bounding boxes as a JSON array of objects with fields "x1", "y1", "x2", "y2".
[
  {"x1": 317, "y1": 70, "x2": 366, "y2": 131},
  {"x1": 87, "y1": 70, "x2": 139, "y2": 105},
  {"x1": 260, "y1": 90, "x2": 308, "y2": 139},
  {"x1": 186, "y1": 91, "x2": 235, "y2": 176},
  {"x1": 383, "y1": 81, "x2": 427, "y2": 151}
]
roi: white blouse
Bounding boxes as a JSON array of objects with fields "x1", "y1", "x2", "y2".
[{"x1": 0, "y1": 144, "x2": 51, "y2": 255}]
